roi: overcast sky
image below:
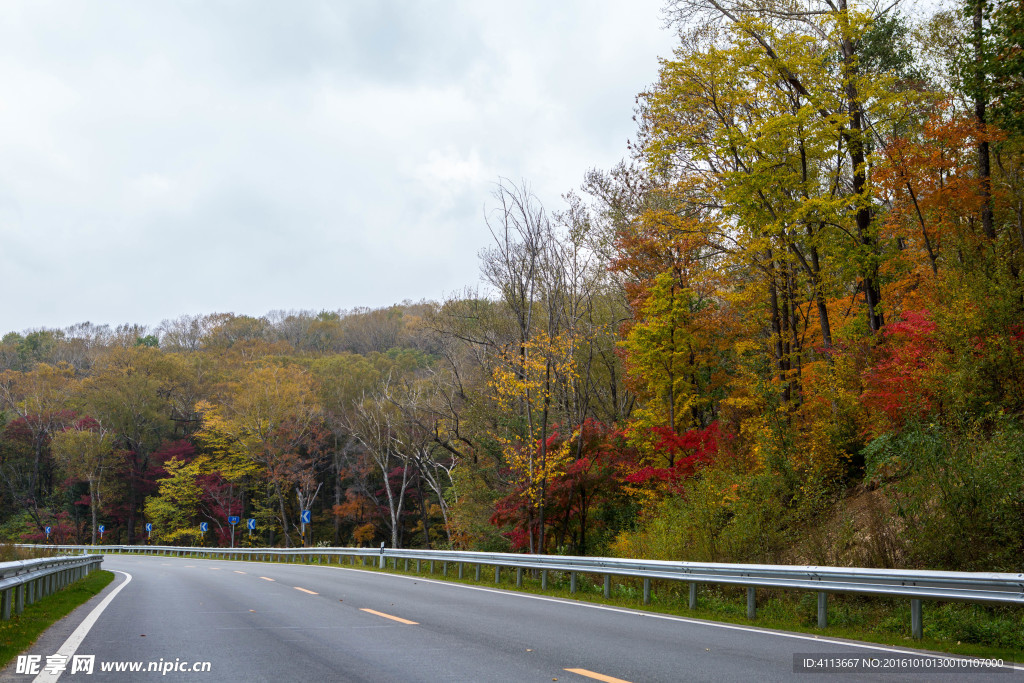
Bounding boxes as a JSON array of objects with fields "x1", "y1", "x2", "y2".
[{"x1": 0, "y1": 1, "x2": 677, "y2": 335}]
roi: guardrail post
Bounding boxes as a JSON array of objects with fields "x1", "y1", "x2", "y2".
[
  {"x1": 458, "y1": 562, "x2": 464, "y2": 579},
  {"x1": 415, "y1": 559, "x2": 421, "y2": 573},
  {"x1": 494, "y1": 566, "x2": 500, "y2": 584},
  {"x1": 541, "y1": 570, "x2": 547, "y2": 590},
  {"x1": 516, "y1": 567, "x2": 523, "y2": 587},
  {"x1": 603, "y1": 575, "x2": 610, "y2": 599},
  {"x1": 746, "y1": 588, "x2": 756, "y2": 620},
  {"x1": 911, "y1": 599, "x2": 923, "y2": 639},
  {"x1": 15, "y1": 584, "x2": 24, "y2": 615},
  {"x1": 817, "y1": 592, "x2": 827, "y2": 628},
  {"x1": 570, "y1": 572, "x2": 576, "y2": 594},
  {"x1": 2, "y1": 588, "x2": 10, "y2": 620},
  {"x1": 442, "y1": 562, "x2": 448, "y2": 577},
  {"x1": 475, "y1": 564, "x2": 481, "y2": 581},
  {"x1": 429, "y1": 561, "x2": 434, "y2": 574},
  {"x1": 689, "y1": 583, "x2": 697, "y2": 609},
  {"x1": 405, "y1": 559, "x2": 410, "y2": 571},
  {"x1": 643, "y1": 578, "x2": 651, "y2": 605}
]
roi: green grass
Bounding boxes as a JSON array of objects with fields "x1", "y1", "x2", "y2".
[{"x1": 0, "y1": 570, "x2": 114, "y2": 669}]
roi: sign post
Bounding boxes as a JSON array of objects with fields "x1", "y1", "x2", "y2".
[
  {"x1": 199, "y1": 521, "x2": 208, "y2": 546},
  {"x1": 45, "y1": 526, "x2": 51, "y2": 543},
  {"x1": 247, "y1": 518, "x2": 255, "y2": 541},
  {"x1": 98, "y1": 525, "x2": 105, "y2": 543},
  {"x1": 146, "y1": 522, "x2": 152, "y2": 543},
  {"x1": 228, "y1": 516, "x2": 240, "y2": 548},
  {"x1": 300, "y1": 509, "x2": 311, "y2": 547}
]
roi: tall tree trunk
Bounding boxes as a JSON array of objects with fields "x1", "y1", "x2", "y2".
[
  {"x1": 275, "y1": 481, "x2": 291, "y2": 547},
  {"x1": 332, "y1": 448, "x2": 342, "y2": 546},
  {"x1": 415, "y1": 473, "x2": 432, "y2": 548},
  {"x1": 838, "y1": 0, "x2": 883, "y2": 331},
  {"x1": 974, "y1": 0, "x2": 996, "y2": 243},
  {"x1": 537, "y1": 360, "x2": 551, "y2": 554},
  {"x1": 90, "y1": 478, "x2": 99, "y2": 546}
]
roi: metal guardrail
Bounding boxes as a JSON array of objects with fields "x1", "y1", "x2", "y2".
[
  {"x1": 27, "y1": 544, "x2": 1024, "y2": 639},
  {"x1": 0, "y1": 555, "x2": 104, "y2": 620}
]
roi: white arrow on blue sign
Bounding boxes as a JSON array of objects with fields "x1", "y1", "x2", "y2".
[
  {"x1": 45, "y1": 526, "x2": 51, "y2": 534},
  {"x1": 98, "y1": 525, "x2": 105, "y2": 533},
  {"x1": 228, "y1": 516, "x2": 240, "y2": 525},
  {"x1": 146, "y1": 523, "x2": 152, "y2": 532},
  {"x1": 300, "y1": 510, "x2": 311, "y2": 524},
  {"x1": 200, "y1": 522, "x2": 209, "y2": 532},
  {"x1": 247, "y1": 518, "x2": 256, "y2": 530}
]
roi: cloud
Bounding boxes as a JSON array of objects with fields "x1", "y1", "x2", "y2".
[{"x1": 0, "y1": 0, "x2": 676, "y2": 333}]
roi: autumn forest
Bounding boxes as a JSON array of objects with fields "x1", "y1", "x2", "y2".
[{"x1": 2, "y1": 0, "x2": 1023, "y2": 574}]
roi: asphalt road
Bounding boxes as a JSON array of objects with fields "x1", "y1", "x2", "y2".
[{"x1": 2, "y1": 555, "x2": 1017, "y2": 682}]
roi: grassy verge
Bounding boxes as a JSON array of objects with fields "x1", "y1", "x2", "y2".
[
  {"x1": 112, "y1": 550, "x2": 1024, "y2": 661},
  {"x1": 0, "y1": 570, "x2": 114, "y2": 669}
]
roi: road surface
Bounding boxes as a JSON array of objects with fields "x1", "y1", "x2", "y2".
[{"x1": 1, "y1": 554, "x2": 1015, "y2": 682}]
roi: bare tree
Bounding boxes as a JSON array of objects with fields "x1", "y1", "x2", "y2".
[{"x1": 348, "y1": 378, "x2": 411, "y2": 549}]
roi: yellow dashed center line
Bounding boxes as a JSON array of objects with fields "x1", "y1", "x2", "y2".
[
  {"x1": 294, "y1": 587, "x2": 318, "y2": 595},
  {"x1": 259, "y1": 577, "x2": 275, "y2": 582},
  {"x1": 359, "y1": 608, "x2": 418, "y2": 625},
  {"x1": 565, "y1": 669, "x2": 632, "y2": 683},
  {"x1": 234, "y1": 571, "x2": 246, "y2": 574},
  {"x1": 210, "y1": 567, "x2": 221, "y2": 570}
]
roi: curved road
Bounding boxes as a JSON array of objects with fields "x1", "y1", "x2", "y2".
[{"x1": 1, "y1": 555, "x2": 1014, "y2": 682}]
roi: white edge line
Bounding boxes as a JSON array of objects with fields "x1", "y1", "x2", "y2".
[
  {"x1": 32, "y1": 570, "x2": 133, "y2": 683},
  {"x1": 316, "y1": 564, "x2": 1023, "y2": 670}
]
